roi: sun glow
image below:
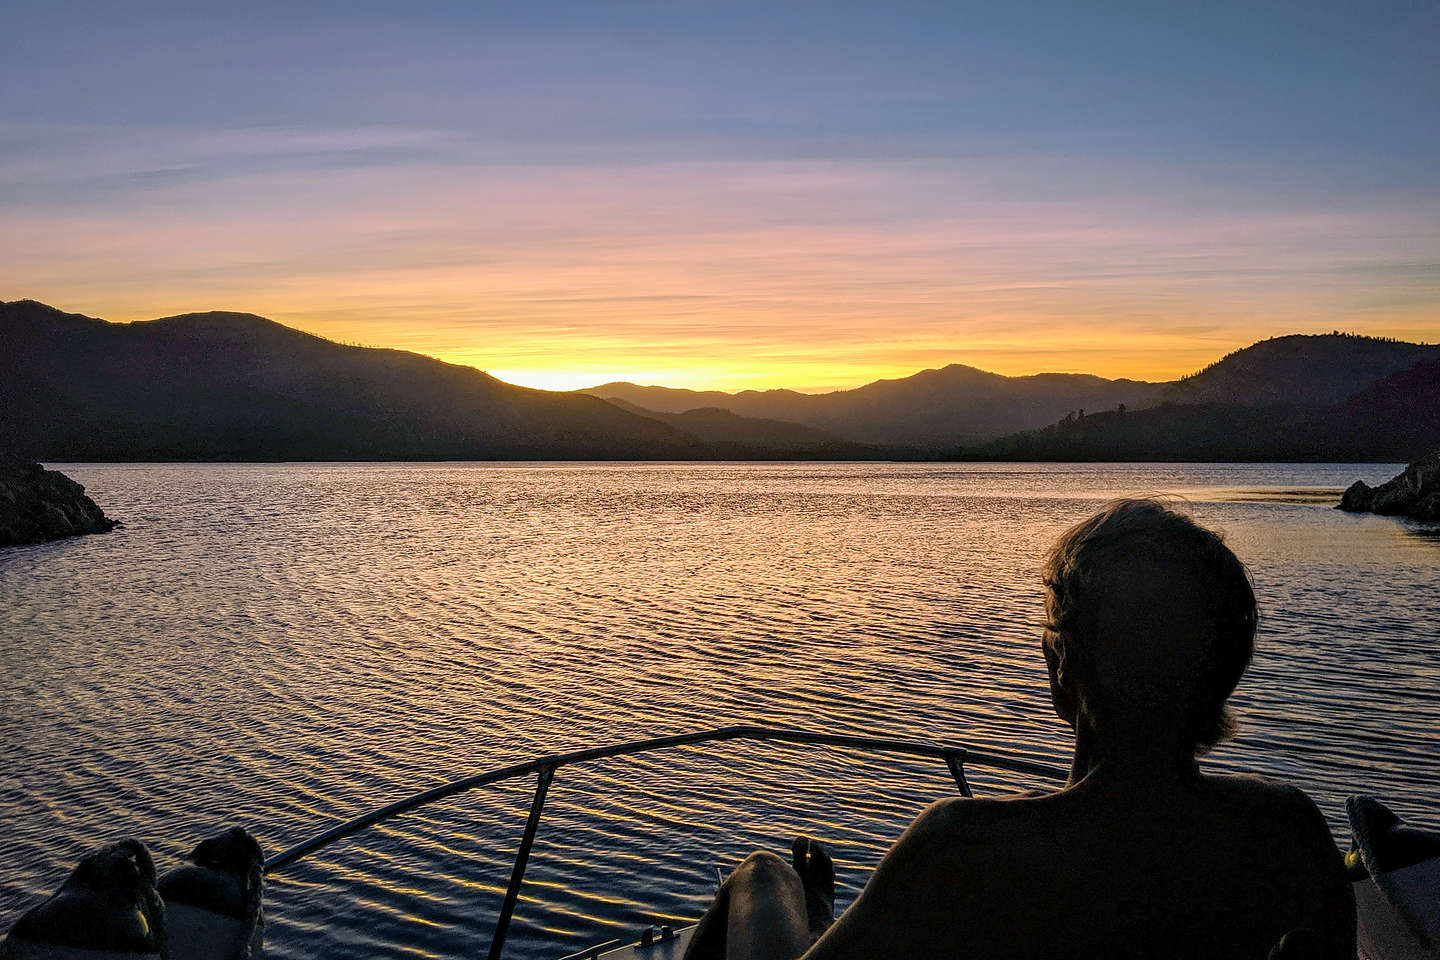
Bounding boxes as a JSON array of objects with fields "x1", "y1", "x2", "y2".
[
  {"x1": 5, "y1": 1, "x2": 1439, "y2": 398},
  {"x1": 8, "y1": 144, "x2": 1440, "y2": 397},
  {"x1": 12, "y1": 154, "x2": 1436, "y2": 391}
]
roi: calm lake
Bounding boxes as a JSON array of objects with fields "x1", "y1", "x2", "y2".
[{"x1": 2, "y1": 462, "x2": 1437, "y2": 959}]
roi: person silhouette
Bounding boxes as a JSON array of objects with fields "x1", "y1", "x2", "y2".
[{"x1": 685, "y1": 499, "x2": 1354, "y2": 960}]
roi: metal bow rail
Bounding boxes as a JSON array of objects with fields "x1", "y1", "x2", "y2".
[{"x1": 263, "y1": 725, "x2": 1068, "y2": 960}]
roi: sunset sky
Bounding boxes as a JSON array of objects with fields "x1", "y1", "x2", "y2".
[{"x1": 3, "y1": 1, "x2": 1437, "y2": 391}]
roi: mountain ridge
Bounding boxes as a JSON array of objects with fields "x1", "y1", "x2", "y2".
[
  {"x1": 584, "y1": 365, "x2": 1165, "y2": 447},
  {"x1": 961, "y1": 356, "x2": 1440, "y2": 462},
  {"x1": 583, "y1": 333, "x2": 1438, "y2": 448},
  {"x1": 602, "y1": 398, "x2": 878, "y2": 458},
  {"x1": 5, "y1": 299, "x2": 1436, "y2": 461},
  {"x1": 0, "y1": 300, "x2": 700, "y2": 460},
  {"x1": 1162, "y1": 333, "x2": 1440, "y2": 406}
]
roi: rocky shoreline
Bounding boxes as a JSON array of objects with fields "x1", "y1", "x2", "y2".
[
  {"x1": 1339, "y1": 450, "x2": 1440, "y2": 523},
  {"x1": 0, "y1": 455, "x2": 118, "y2": 547}
]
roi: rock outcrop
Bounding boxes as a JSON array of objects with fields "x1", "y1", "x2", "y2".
[
  {"x1": 1339, "y1": 450, "x2": 1440, "y2": 522},
  {"x1": 0, "y1": 455, "x2": 118, "y2": 546}
]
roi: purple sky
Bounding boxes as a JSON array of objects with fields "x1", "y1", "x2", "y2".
[{"x1": 3, "y1": 1, "x2": 1437, "y2": 389}]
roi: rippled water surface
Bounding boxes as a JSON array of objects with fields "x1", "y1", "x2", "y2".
[{"x1": 2, "y1": 462, "x2": 1438, "y2": 959}]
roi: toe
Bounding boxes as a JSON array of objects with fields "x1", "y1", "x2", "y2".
[
  {"x1": 791, "y1": 835, "x2": 809, "y2": 875},
  {"x1": 808, "y1": 840, "x2": 834, "y2": 894}
]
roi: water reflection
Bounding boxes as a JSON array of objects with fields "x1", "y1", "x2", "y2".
[
  {"x1": 0, "y1": 462, "x2": 1434, "y2": 960},
  {"x1": 1396, "y1": 521, "x2": 1440, "y2": 545}
]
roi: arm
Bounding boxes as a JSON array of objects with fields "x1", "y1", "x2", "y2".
[
  {"x1": 1283, "y1": 789, "x2": 1356, "y2": 959},
  {"x1": 804, "y1": 801, "x2": 983, "y2": 960}
]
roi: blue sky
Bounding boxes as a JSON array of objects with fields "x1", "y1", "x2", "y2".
[{"x1": 3, "y1": 0, "x2": 1437, "y2": 388}]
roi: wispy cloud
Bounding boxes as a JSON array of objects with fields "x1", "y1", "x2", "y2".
[{"x1": 3, "y1": 2, "x2": 1437, "y2": 390}]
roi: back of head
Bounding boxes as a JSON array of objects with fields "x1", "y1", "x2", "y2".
[{"x1": 1042, "y1": 499, "x2": 1257, "y2": 756}]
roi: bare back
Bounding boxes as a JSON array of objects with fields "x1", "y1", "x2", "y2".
[{"x1": 807, "y1": 774, "x2": 1354, "y2": 960}]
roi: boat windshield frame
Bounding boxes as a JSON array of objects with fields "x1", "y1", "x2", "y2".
[{"x1": 262, "y1": 724, "x2": 1068, "y2": 960}]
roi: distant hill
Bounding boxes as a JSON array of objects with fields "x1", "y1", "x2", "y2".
[
  {"x1": 1288, "y1": 357, "x2": 1440, "y2": 461},
  {"x1": 587, "y1": 333, "x2": 1438, "y2": 452},
  {"x1": 590, "y1": 383, "x2": 788, "y2": 415},
  {"x1": 0, "y1": 300, "x2": 711, "y2": 460},
  {"x1": 961, "y1": 404, "x2": 1312, "y2": 462},
  {"x1": 7, "y1": 298, "x2": 1434, "y2": 462},
  {"x1": 601, "y1": 398, "x2": 878, "y2": 458},
  {"x1": 1162, "y1": 334, "x2": 1440, "y2": 406},
  {"x1": 585, "y1": 366, "x2": 1163, "y2": 448},
  {"x1": 963, "y1": 356, "x2": 1440, "y2": 462}
]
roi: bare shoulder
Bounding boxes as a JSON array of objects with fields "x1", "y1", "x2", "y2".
[
  {"x1": 1200, "y1": 774, "x2": 1355, "y2": 953},
  {"x1": 840, "y1": 791, "x2": 1065, "y2": 900},
  {"x1": 891, "y1": 789, "x2": 1066, "y2": 857},
  {"x1": 912, "y1": 786, "x2": 1051, "y2": 826},
  {"x1": 805, "y1": 793, "x2": 1062, "y2": 959},
  {"x1": 1202, "y1": 774, "x2": 1335, "y2": 836},
  {"x1": 1199, "y1": 774, "x2": 1346, "y2": 880},
  {"x1": 1204, "y1": 771, "x2": 1317, "y2": 805}
]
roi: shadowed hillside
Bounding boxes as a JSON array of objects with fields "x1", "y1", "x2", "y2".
[
  {"x1": 8, "y1": 299, "x2": 1435, "y2": 462},
  {"x1": 962, "y1": 356, "x2": 1440, "y2": 462},
  {"x1": 585, "y1": 366, "x2": 1163, "y2": 447},
  {"x1": 588, "y1": 333, "x2": 1438, "y2": 451},
  {"x1": 960, "y1": 404, "x2": 1311, "y2": 462},
  {"x1": 1289, "y1": 357, "x2": 1440, "y2": 460},
  {"x1": 0, "y1": 300, "x2": 710, "y2": 460},
  {"x1": 1163, "y1": 333, "x2": 1440, "y2": 406},
  {"x1": 601, "y1": 399, "x2": 880, "y2": 458}
]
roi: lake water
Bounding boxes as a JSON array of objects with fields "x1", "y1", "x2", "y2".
[{"x1": 2, "y1": 462, "x2": 1437, "y2": 959}]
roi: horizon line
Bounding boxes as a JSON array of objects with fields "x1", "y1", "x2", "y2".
[{"x1": 9, "y1": 296, "x2": 1437, "y2": 395}]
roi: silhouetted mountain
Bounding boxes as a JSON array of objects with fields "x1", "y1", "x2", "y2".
[
  {"x1": 1290, "y1": 357, "x2": 1440, "y2": 460},
  {"x1": 9, "y1": 299, "x2": 1434, "y2": 462},
  {"x1": 1162, "y1": 334, "x2": 1440, "y2": 406},
  {"x1": 585, "y1": 366, "x2": 1163, "y2": 448},
  {"x1": 602, "y1": 398, "x2": 880, "y2": 458},
  {"x1": 962, "y1": 357, "x2": 1440, "y2": 462},
  {"x1": 0, "y1": 300, "x2": 713, "y2": 460},
  {"x1": 960, "y1": 404, "x2": 1309, "y2": 461},
  {"x1": 589, "y1": 383, "x2": 788, "y2": 414},
  {"x1": 586, "y1": 333, "x2": 1437, "y2": 452}
]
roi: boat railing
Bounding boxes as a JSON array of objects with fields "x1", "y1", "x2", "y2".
[{"x1": 262, "y1": 724, "x2": 1069, "y2": 960}]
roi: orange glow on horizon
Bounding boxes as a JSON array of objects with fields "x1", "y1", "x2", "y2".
[
  {"x1": 9, "y1": 159, "x2": 1437, "y2": 394},
  {"x1": 52, "y1": 298, "x2": 1436, "y2": 394}
]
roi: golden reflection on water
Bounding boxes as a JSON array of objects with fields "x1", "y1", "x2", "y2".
[
  {"x1": 0, "y1": 461, "x2": 1435, "y2": 960},
  {"x1": 1203, "y1": 487, "x2": 1350, "y2": 504}
]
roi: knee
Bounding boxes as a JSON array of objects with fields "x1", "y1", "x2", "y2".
[{"x1": 734, "y1": 849, "x2": 795, "y2": 884}]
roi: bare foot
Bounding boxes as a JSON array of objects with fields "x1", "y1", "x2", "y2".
[
  {"x1": 3, "y1": 839, "x2": 164, "y2": 955},
  {"x1": 790, "y1": 836, "x2": 835, "y2": 939}
]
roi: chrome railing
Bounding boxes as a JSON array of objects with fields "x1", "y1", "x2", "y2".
[{"x1": 263, "y1": 725, "x2": 1068, "y2": 960}]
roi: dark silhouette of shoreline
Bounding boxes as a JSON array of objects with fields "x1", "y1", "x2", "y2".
[
  {"x1": 1340, "y1": 450, "x2": 1440, "y2": 521},
  {"x1": 4, "y1": 299, "x2": 1435, "y2": 463},
  {"x1": 0, "y1": 455, "x2": 116, "y2": 546},
  {"x1": 957, "y1": 357, "x2": 1440, "y2": 463}
]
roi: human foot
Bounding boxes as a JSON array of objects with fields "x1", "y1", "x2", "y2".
[
  {"x1": 1, "y1": 839, "x2": 165, "y2": 957},
  {"x1": 790, "y1": 835, "x2": 835, "y2": 938},
  {"x1": 158, "y1": 826, "x2": 266, "y2": 960}
]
